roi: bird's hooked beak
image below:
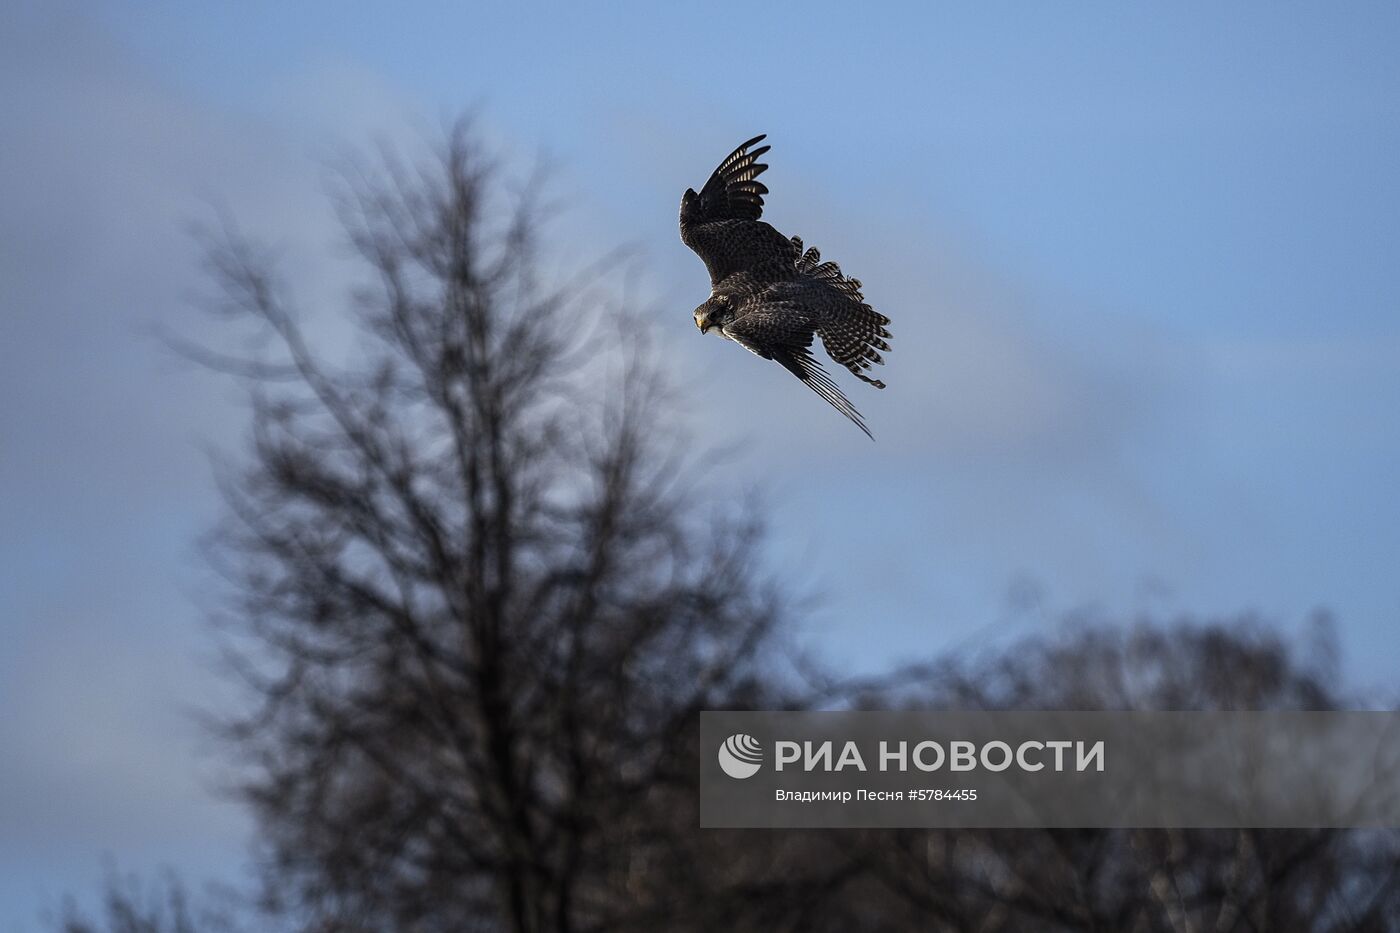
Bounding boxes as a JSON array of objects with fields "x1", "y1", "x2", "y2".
[{"x1": 694, "y1": 311, "x2": 710, "y2": 334}]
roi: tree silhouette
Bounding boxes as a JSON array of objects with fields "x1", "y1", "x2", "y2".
[
  {"x1": 726, "y1": 619, "x2": 1400, "y2": 931},
  {"x1": 196, "y1": 125, "x2": 788, "y2": 931}
]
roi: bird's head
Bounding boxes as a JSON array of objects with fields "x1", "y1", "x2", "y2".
[
  {"x1": 693, "y1": 295, "x2": 731, "y2": 335},
  {"x1": 679, "y1": 187, "x2": 699, "y2": 222}
]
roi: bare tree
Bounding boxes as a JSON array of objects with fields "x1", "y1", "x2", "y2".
[
  {"x1": 55, "y1": 863, "x2": 240, "y2": 933},
  {"x1": 746, "y1": 617, "x2": 1400, "y2": 932},
  {"x1": 197, "y1": 125, "x2": 787, "y2": 932}
]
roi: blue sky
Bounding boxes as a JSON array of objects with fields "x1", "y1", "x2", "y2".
[{"x1": 2, "y1": 1, "x2": 1399, "y2": 927}]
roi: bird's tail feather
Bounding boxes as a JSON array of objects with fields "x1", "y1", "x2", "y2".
[{"x1": 789, "y1": 237, "x2": 892, "y2": 388}]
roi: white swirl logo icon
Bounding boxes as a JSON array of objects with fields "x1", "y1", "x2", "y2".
[{"x1": 718, "y1": 733, "x2": 763, "y2": 779}]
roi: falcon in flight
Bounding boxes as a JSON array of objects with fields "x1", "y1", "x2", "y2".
[{"x1": 680, "y1": 134, "x2": 892, "y2": 438}]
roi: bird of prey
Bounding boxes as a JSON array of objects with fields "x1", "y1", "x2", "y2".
[{"x1": 680, "y1": 134, "x2": 892, "y2": 438}]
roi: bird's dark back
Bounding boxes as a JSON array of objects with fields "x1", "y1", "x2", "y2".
[{"x1": 679, "y1": 217, "x2": 799, "y2": 291}]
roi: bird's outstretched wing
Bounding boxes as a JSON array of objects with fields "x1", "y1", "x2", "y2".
[
  {"x1": 723, "y1": 304, "x2": 874, "y2": 440},
  {"x1": 680, "y1": 135, "x2": 797, "y2": 287},
  {"x1": 686, "y1": 134, "x2": 771, "y2": 225}
]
